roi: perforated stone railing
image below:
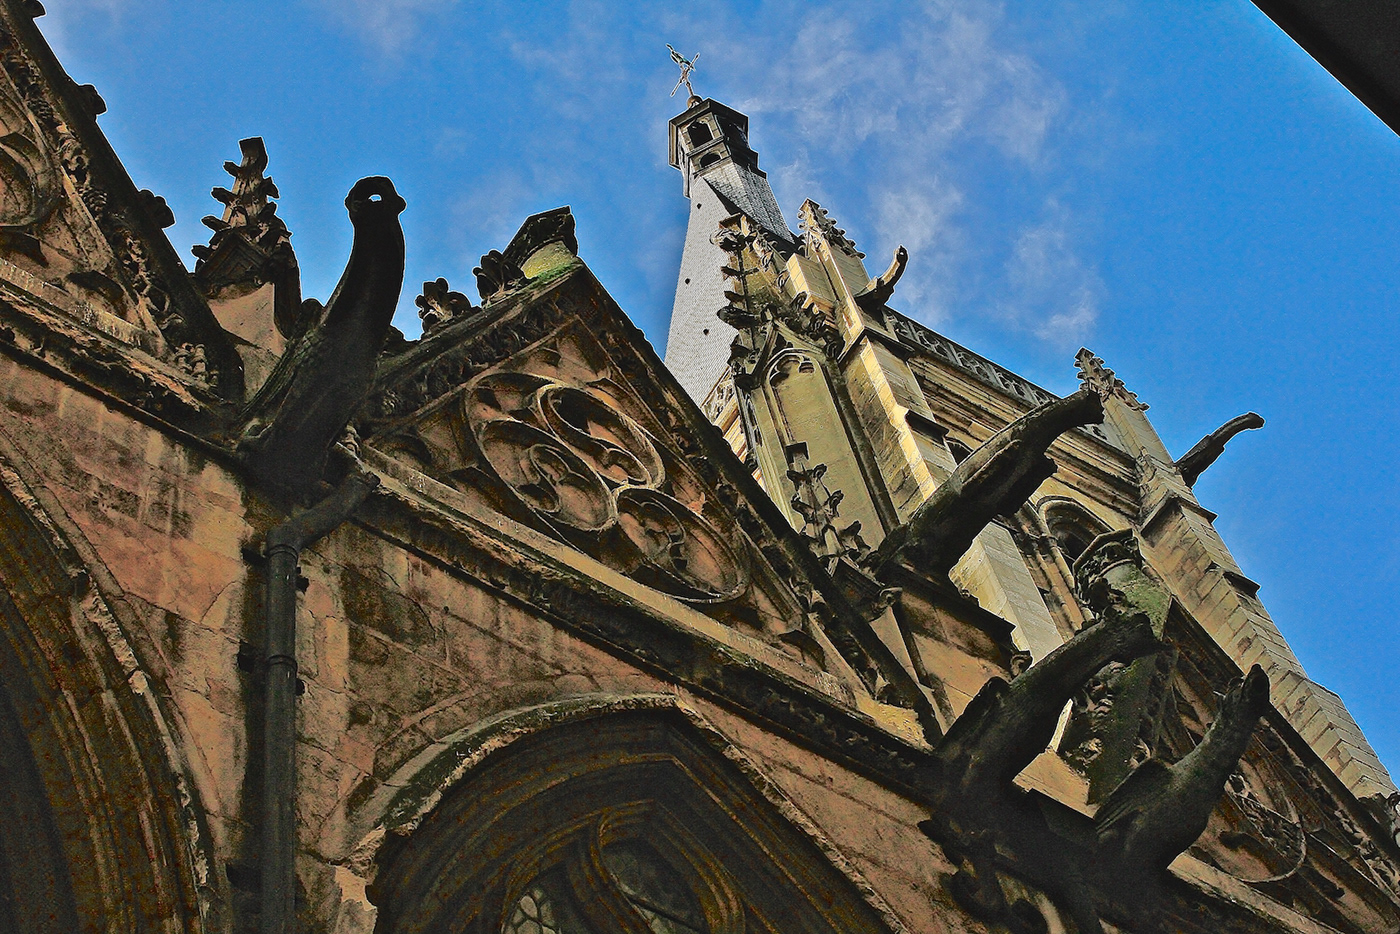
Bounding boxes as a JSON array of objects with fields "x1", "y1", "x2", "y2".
[{"x1": 890, "y1": 312, "x2": 1117, "y2": 448}]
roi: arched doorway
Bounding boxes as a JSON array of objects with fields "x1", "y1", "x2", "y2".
[{"x1": 369, "y1": 700, "x2": 904, "y2": 934}]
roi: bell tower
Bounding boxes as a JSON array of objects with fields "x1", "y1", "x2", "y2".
[{"x1": 665, "y1": 97, "x2": 794, "y2": 402}]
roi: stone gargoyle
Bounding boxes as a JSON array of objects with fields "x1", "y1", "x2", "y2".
[
  {"x1": 919, "y1": 608, "x2": 1159, "y2": 934},
  {"x1": 1095, "y1": 664, "x2": 1271, "y2": 876},
  {"x1": 871, "y1": 387, "x2": 1104, "y2": 579},
  {"x1": 238, "y1": 177, "x2": 406, "y2": 488},
  {"x1": 1174, "y1": 412, "x2": 1265, "y2": 487},
  {"x1": 928, "y1": 608, "x2": 1160, "y2": 812}
]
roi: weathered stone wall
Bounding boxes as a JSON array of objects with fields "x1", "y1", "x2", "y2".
[{"x1": 0, "y1": 353, "x2": 980, "y2": 934}]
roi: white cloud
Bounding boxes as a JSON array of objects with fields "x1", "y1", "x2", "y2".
[
  {"x1": 34, "y1": 0, "x2": 156, "y2": 61},
  {"x1": 308, "y1": 0, "x2": 457, "y2": 58},
  {"x1": 1002, "y1": 201, "x2": 1104, "y2": 346},
  {"x1": 683, "y1": 0, "x2": 1094, "y2": 343},
  {"x1": 872, "y1": 178, "x2": 965, "y2": 324},
  {"x1": 399, "y1": 0, "x2": 1103, "y2": 346}
]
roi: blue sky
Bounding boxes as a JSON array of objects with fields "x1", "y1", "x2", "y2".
[{"x1": 39, "y1": 2, "x2": 1400, "y2": 776}]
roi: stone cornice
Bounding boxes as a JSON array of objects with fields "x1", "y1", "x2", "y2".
[
  {"x1": 355, "y1": 447, "x2": 936, "y2": 798},
  {"x1": 888, "y1": 311, "x2": 1121, "y2": 452}
]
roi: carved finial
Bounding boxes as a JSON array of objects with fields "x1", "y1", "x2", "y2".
[
  {"x1": 667, "y1": 44, "x2": 700, "y2": 102},
  {"x1": 196, "y1": 138, "x2": 285, "y2": 249},
  {"x1": 192, "y1": 137, "x2": 306, "y2": 335},
  {"x1": 1075, "y1": 347, "x2": 1147, "y2": 411},
  {"x1": 797, "y1": 200, "x2": 864, "y2": 258},
  {"x1": 472, "y1": 250, "x2": 524, "y2": 302},
  {"x1": 415, "y1": 277, "x2": 473, "y2": 334}
]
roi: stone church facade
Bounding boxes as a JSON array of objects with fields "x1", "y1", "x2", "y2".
[{"x1": 0, "y1": 3, "x2": 1398, "y2": 933}]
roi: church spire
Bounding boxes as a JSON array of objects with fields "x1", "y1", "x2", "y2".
[{"x1": 664, "y1": 94, "x2": 793, "y2": 402}]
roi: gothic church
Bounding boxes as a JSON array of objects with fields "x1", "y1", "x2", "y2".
[{"x1": 0, "y1": 3, "x2": 1397, "y2": 932}]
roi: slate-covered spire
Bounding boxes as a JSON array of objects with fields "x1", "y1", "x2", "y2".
[{"x1": 665, "y1": 98, "x2": 794, "y2": 402}]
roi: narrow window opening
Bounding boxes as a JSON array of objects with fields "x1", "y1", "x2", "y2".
[{"x1": 687, "y1": 122, "x2": 713, "y2": 146}]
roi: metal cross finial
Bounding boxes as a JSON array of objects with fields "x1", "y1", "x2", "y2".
[{"x1": 667, "y1": 44, "x2": 700, "y2": 100}]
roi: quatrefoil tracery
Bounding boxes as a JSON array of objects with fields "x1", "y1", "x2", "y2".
[{"x1": 465, "y1": 372, "x2": 747, "y2": 603}]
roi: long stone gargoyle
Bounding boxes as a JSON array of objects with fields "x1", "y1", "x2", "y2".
[
  {"x1": 931, "y1": 609, "x2": 1159, "y2": 806},
  {"x1": 871, "y1": 387, "x2": 1104, "y2": 579},
  {"x1": 1095, "y1": 664, "x2": 1270, "y2": 876},
  {"x1": 239, "y1": 177, "x2": 406, "y2": 488},
  {"x1": 854, "y1": 245, "x2": 907, "y2": 311},
  {"x1": 1174, "y1": 412, "x2": 1264, "y2": 487}
]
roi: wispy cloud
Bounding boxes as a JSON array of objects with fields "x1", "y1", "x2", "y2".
[
  {"x1": 675, "y1": 0, "x2": 1098, "y2": 344},
  {"x1": 1002, "y1": 200, "x2": 1104, "y2": 346},
  {"x1": 35, "y1": 0, "x2": 158, "y2": 61},
  {"x1": 307, "y1": 0, "x2": 458, "y2": 58},
  {"x1": 365, "y1": 0, "x2": 1105, "y2": 346}
]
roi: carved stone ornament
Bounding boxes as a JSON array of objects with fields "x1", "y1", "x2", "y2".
[
  {"x1": 463, "y1": 367, "x2": 750, "y2": 603},
  {"x1": 797, "y1": 199, "x2": 864, "y2": 258},
  {"x1": 1075, "y1": 347, "x2": 1147, "y2": 411},
  {"x1": 415, "y1": 276, "x2": 473, "y2": 334},
  {"x1": 0, "y1": 80, "x2": 58, "y2": 234}
]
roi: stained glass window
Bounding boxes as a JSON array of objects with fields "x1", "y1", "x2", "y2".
[{"x1": 504, "y1": 883, "x2": 561, "y2": 934}]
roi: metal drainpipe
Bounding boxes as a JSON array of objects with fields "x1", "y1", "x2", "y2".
[{"x1": 260, "y1": 466, "x2": 379, "y2": 934}]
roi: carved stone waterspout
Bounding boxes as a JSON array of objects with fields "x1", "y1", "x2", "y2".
[
  {"x1": 1174, "y1": 412, "x2": 1264, "y2": 487},
  {"x1": 239, "y1": 177, "x2": 406, "y2": 488},
  {"x1": 1096, "y1": 664, "x2": 1271, "y2": 875},
  {"x1": 872, "y1": 387, "x2": 1104, "y2": 579},
  {"x1": 931, "y1": 609, "x2": 1159, "y2": 807}
]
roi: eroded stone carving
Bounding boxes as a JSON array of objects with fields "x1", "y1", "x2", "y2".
[
  {"x1": 191, "y1": 137, "x2": 304, "y2": 337},
  {"x1": 929, "y1": 610, "x2": 1158, "y2": 809},
  {"x1": 473, "y1": 248, "x2": 523, "y2": 302},
  {"x1": 1060, "y1": 530, "x2": 1181, "y2": 798},
  {"x1": 415, "y1": 276, "x2": 473, "y2": 334},
  {"x1": 797, "y1": 199, "x2": 863, "y2": 257},
  {"x1": 1096, "y1": 665, "x2": 1271, "y2": 876},
  {"x1": 784, "y1": 441, "x2": 868, "y2": 568}
]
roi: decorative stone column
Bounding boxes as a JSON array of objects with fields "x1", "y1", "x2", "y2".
[{"x1": 1060, "y1": 529, "x2": 1178, "y2": 802}]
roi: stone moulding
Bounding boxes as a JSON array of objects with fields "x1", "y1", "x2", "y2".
[
  {"x1": 357, "y1": 693, "x2": 912, "y2": 934},
  {"x1": 0, "y1": 435, "x2": 222, "y2": 932},
  {"x1": 365, "y1": 262, "x2": 937, "y2": 734},
  {"x1": 353, "y1": 447, "x2": 935, "y2": 796},
  {"x1": 0, "y1": 10, "x2": 245, "y2": 399}
]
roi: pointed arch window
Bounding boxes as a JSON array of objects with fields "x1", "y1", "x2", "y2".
[
  {"x1": 1043, "y1": 502, "x2": 1109, "y2": 563},
  {"x1": 499, "y1": 814, "x2": 738, "y2": 934},
  {"x1": 369, "y1": 704, "x2": 898, "y2": 934}
]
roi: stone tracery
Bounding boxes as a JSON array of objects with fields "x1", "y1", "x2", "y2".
[{"x1": 462, "y1": 361, "x2": 749, "y2": 604}]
